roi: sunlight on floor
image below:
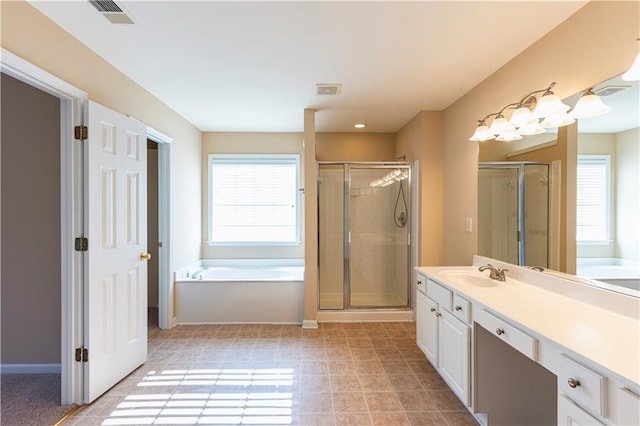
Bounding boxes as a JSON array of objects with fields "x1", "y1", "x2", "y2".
[{"x1": 102, "y1": 368, "x2": 295, "y2": 425}]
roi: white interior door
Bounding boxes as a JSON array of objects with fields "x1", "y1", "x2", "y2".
[{"x1": 84, "y1": 100, "x2": 148, "y2": 403}]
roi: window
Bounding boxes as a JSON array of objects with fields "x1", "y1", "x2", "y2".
[
  {"x1": 576, "y1": 155, "x2": 610, "y2": 243},
  {"x1": 208, "y1": 154, "x2": 300, "y2": 245}
]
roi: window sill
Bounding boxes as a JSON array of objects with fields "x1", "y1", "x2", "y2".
[
  {"x1": 206, "y1": 241, "x2": 301, "y2": 247},
  {"x1": 577, "y1": 240, "x2": 612, "y2": 246}
]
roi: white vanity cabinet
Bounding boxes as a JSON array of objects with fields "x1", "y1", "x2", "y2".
[
  {"x1": 416, "y1": 274, "x2": 471, "y2": 406},
  {"x1": 416, "y1": 259, "x2": 640, "y2": 426}
]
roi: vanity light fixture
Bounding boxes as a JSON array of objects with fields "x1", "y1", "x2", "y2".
[
  {"x1": 568, "y1": 88, "x2": 612, "y2": 119},
  {"x1": 354, "y1": 123, "x2": 366, "y2": 129},
  {"x1": 469, "y1": 81, "x2": 599, "y2": 142},
  {"x1": 622, "y1": 38, "x2": 640, "y2": 81}
]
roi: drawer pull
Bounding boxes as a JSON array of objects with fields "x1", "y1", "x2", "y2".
[
  {"x1": 430, "y1": 308, "x2": 436, "y2": 313},
  {"x1": 567, "y1": 378, "x2": 581, "y2": 388},
  {"x1": 455, "y1": 305, "x2": 462, "y2": 311},
  {"x1": 496, "y1": 328, "x2": 505, "y2": 336}
]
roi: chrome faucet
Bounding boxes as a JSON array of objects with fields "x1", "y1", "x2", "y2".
[{"x1": 478, "y1": 264, "x2": 509, "y2": 281}]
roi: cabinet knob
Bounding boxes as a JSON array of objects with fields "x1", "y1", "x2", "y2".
[
  {"x1": 455, "y1": 305, "x2": 462, "y2": 311},
  {"x1": 495, "y1": 328, "x2": 504, "y2": 336},
  {"x1": 436, "y1": 313, "x2": 442, "y2": 317},
  {"x1": 567, "y1": 378, "x2": 581, "y2": 388},
  {"x1": 430, "y1": 308, "x2": 436, "y2": 313},
  {"x1": 417, "y1": 280, "x2": 422, "y2": 285}
]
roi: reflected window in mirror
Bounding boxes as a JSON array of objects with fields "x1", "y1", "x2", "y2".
[{"x1": 576, "y1": 155, "x2": 611, "y2": 244}]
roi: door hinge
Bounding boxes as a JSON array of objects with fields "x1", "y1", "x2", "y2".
[
  {"x1": 74, "y1": 125, "x2": 88, "y2": 140},
  {"x1": 75, "y1": 347, "x2": 88, "y2": 362},
  {"x1": 75, "y1": 237, "x2": 88, "y2": 251}
]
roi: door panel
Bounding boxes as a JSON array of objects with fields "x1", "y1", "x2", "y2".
[
  {"x1": 85, "y1": 101, "x2": 148, "y2": 403},
  {"x1": 348, "y1": 167, "x2": 409, "y2": 307}
]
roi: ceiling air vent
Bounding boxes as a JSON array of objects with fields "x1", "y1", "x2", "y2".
[
  {"x1": 88, "y1": 0, "x2": 135, "y2": 24},
  {"x1": 316, "y1": 84, "x2": 342, "y2": 96},
  {"x1": 594, "y1": 86, "x2": 629, "y2": 97}
]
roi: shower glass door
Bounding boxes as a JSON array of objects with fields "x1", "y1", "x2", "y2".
[
  {"x1": 318, "y1": 163, "x2": 411, "y2": 310},
  {"x1": 349, "y1": 166, "x2": 410, "y2": 307},
  {"x1": 478, "y1": 162, "x2": 550, "y2": 267},
  {"x1": 478, "y1": 167, "x2": 520, "y2": 264}
]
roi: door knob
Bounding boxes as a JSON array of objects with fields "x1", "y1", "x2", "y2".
[{"x1": 140, "y1": 252, "x2": 151, "y2": 261}]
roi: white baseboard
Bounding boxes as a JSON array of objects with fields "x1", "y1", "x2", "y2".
[
  {"x1": 316, "y1": 310, "x2": 415, "y2": 322},
  {"x1": 1, "y1": 363, "x2": 61, "y2": 374},
  {"x1": 302, "y1": 319, "x2": 318, "y2": 329}
]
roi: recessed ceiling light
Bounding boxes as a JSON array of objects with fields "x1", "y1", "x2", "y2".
[{"x1": 354, "y1": 123, "x2": 366, "y2": 129}]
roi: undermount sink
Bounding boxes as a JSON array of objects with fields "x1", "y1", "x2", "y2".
[{"x1": 438, "y1": 270, "x2": 500, "y2": 287}]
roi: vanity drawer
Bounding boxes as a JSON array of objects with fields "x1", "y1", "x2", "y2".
[
  {"x1": 452, "y1": 294, "x2": 471, "y2": 324},
  {"x1": 427, "y1": 279, "x2": 452, "y2": 310},
  {"x1": 416, "y1": 274, "x2": 427, "y2": 296},
  {"x1": 477, "y1": 309, "x2": 537, "y2": 361},
  {"x1": 558, "y1": 354, "x2": 607, "y2": 418}
]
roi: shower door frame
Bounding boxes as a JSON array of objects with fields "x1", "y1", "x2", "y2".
[
  {"x1": 318, "y1": 162, "x2": 413, "y2": 310},
  {"x1": 478, "y1": 161, "x2": 550, "y2": 267}
]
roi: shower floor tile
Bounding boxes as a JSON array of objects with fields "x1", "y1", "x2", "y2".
[{"x1": 64, "y1": 322, "x2": 478, "y2": 426}]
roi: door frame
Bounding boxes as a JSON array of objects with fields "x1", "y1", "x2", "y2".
[{"x1": 1, "y1": 48, "x2": 174, "y2": 404}]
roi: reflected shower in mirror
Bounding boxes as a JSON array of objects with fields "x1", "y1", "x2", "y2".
[{"x1": 478, "y1": 162, "x2": 550, "y2": 268}]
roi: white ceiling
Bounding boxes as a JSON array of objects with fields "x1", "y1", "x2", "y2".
[{"x1": 29, "y1": 1, "x2": 590, "y2": 133}]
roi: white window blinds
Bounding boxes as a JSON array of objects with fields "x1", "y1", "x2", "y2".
[
  {"x1": 208, "y1": 154, "x2": 300, "y2": 245},
  {"x1": 576, "y1": 155, "x2": 610, "y2": 242}
]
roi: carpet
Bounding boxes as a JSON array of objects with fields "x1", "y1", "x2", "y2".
[{"x1": 1, "y1": 374, "x2": 73, "y2": 425}]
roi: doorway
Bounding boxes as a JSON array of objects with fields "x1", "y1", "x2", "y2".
[
  {"x1": 1, "y1": 50, "x2": 173, "y2": 405},
  {"x1": 147, "y1": 140, "x2": 160, "y2": 336}
]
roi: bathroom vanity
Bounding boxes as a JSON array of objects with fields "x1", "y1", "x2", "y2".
[{"x1": 416, "y1": 256, "x2": 640, "y2": 426}]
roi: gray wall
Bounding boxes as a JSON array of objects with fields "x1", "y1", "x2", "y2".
[{"x1": 1, "y1": 73, "x2": 61, "y2": 364}]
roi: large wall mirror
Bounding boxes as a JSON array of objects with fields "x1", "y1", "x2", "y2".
[{"x1": 478, "y1": 73, "x2": 639, "y2": 297}]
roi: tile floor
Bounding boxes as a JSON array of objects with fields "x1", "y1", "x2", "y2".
[{"x1": 65, "y1": 322, "x2": 478, "y2": 425}]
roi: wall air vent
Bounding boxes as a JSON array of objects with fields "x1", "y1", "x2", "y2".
[
  {"x1": 88, "y1": 0, "x2": 135, "y2": 24},
  {"x1": 316, "y1": 84, "x2": 342, "y2": 96}
]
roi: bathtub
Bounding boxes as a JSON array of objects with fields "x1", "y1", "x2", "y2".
[
  {"x1": 175, "y1": 259, "x2": 304, "y2": 324},
  {"x1": 577, "y1": 258, "x2": 640, "y2": 293}
]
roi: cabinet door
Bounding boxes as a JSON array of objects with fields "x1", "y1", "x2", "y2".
[
  {"x1": 417, "y1": 291, "x2": 438, "y2": 366},
  {"x1": 558, "y1": 394, "x2": 605, "y2": 426},
  {"x1": 439, "y1": 309, "x2": 470, "y2": 406}
]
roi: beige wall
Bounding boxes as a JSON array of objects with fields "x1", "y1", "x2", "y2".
[
  {"x1": 1, "y1": 73, "x2": 61, "y2": 364},
  {"x1": 615, "y1": 128, "x2": 639, "y2": 263},
  {"x1": 396, "y1": 111, "x2": 444, "y2": 266},
  {"x1": 201, "y1": 132, "x2": 304, "y2": 259},
  {"x1": 1, "y1": 0, "x2": 203, "y2": 271},
  {"x1": 443, "y1": 1, "x2": 639, "y2": 266},
  {"x1": 316, "y1": 132, "x2": 396, "y2": 162}
]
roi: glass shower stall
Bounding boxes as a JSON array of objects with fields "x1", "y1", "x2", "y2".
[
  {"x1": 318, "y1": 163, "x2": 412, "y2": 310},
  {"x1": 478, "y1": 162, "x2": 550, "y2": 267}
]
